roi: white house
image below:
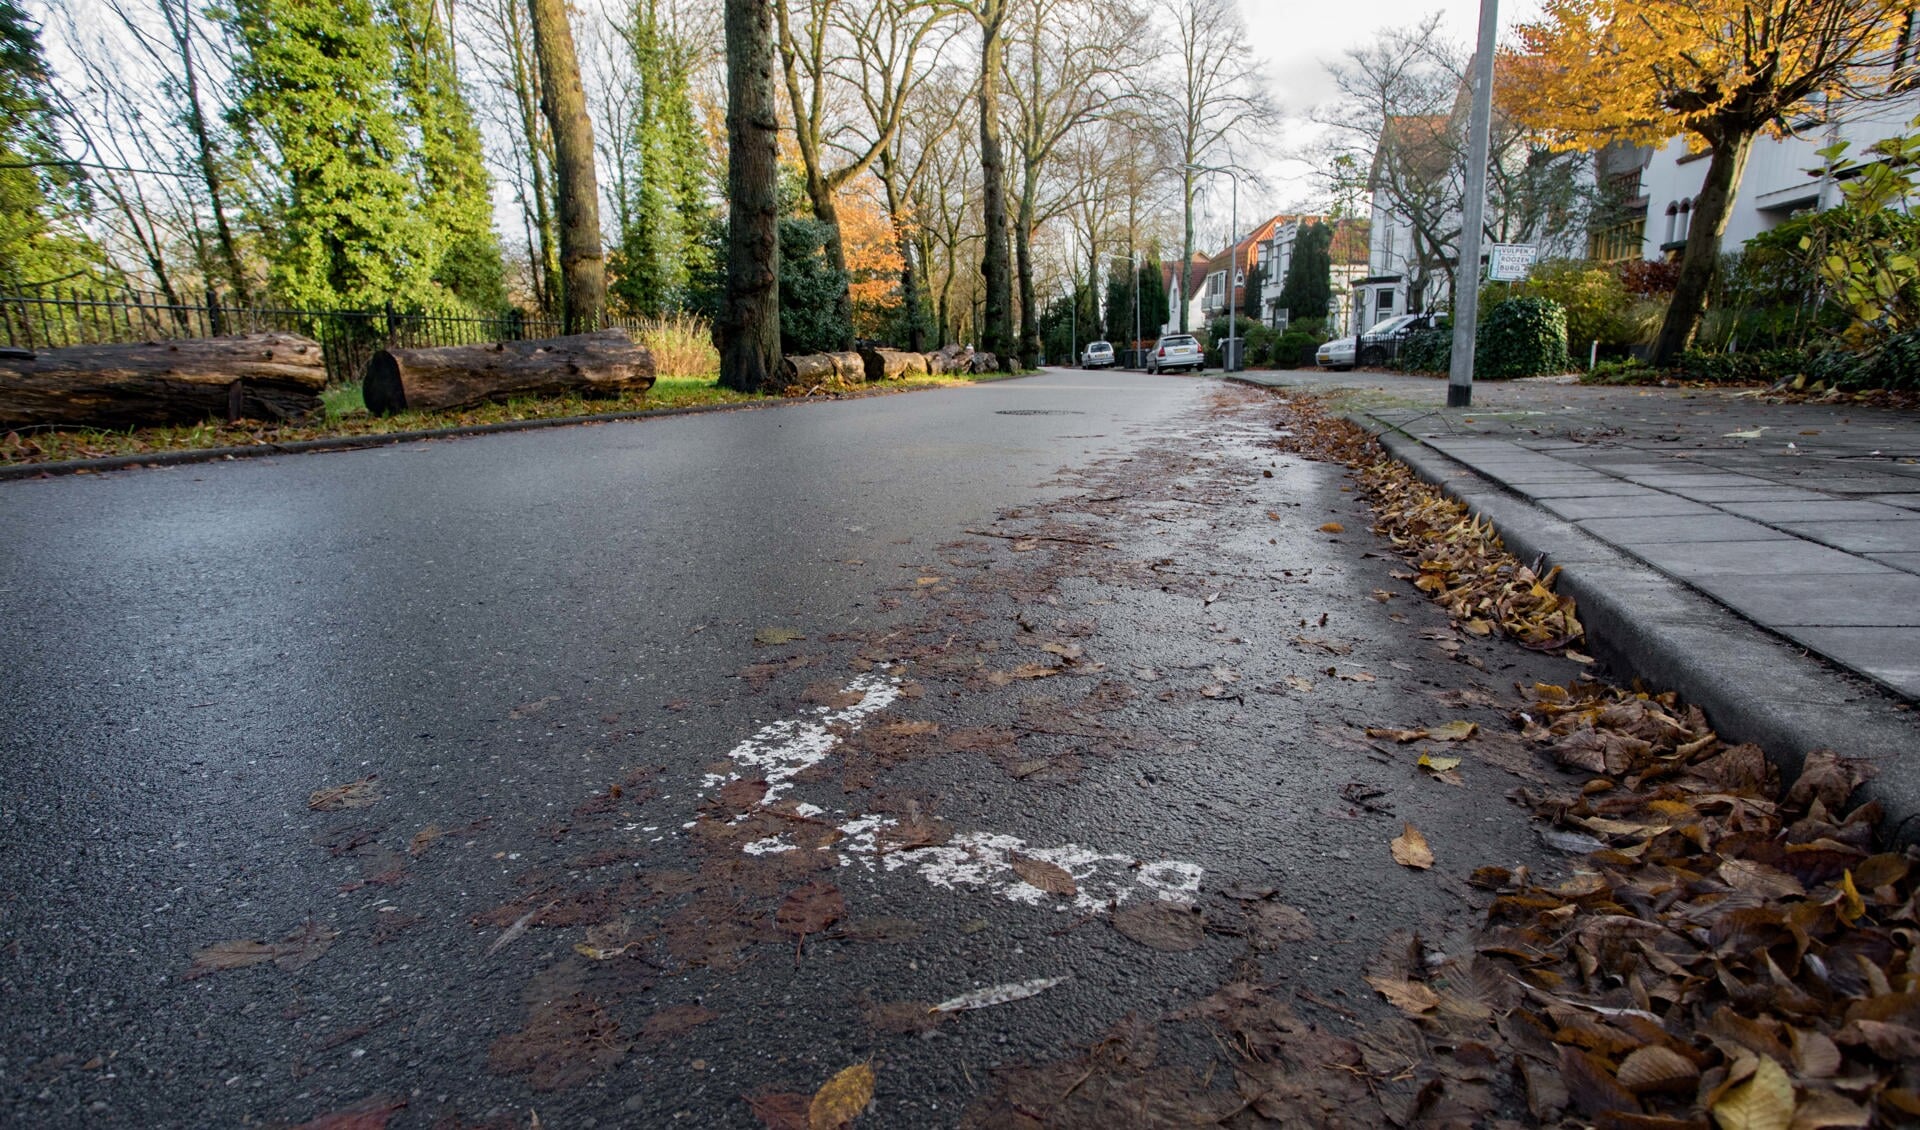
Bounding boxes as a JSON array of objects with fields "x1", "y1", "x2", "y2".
[{"x1": 1592, "y1": 91, "x2": 1920, "y2": 263}]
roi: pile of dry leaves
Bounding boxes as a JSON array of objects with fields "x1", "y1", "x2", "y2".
[
  {"x1": 1261, "y1": 390, "x2": 1919, "y2": 1128},
  {"x1": 1271, "y1": 396, "x2": 1584, "y2": 654}
]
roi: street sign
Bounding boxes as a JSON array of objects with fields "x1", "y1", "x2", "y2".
[{"x1": 1487, "y1": 243, "x2": 1537, "y2": 281}]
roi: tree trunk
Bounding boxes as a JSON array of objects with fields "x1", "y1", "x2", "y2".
[
  {"x1": 1015, "y1": 176, "x2": 1039, "y2": 369},
  {"x1": 976, "y1": 0, "x2": 1013, "y2": 371},
  {"x1": 879, "y1": 153, "x2": 927, "y2": 352},
  {"x1": 1652, "y1": 132, "x2": 1754, "y2": 366},
  {"x1": 163, "y1": 0, "x2": 250, "y2": 305},
  {"x1": 362, "y1": 329, "x2": 654, "y2": 414},
  {"x1": 720, "y1": 0, "x2": 782, "y2": 391},
  {"x1": 529, "y1": 0, "x2": 605, "y2": 333},
  {"x1": 506, "y1": 4, "x2": 559, "y2": 317},
  {"x1": 0, "y1": 333, "x2": 325, "y2": 428},
  {"x1": 780, "y1": 351, "x2": 864, "y2": 387}
]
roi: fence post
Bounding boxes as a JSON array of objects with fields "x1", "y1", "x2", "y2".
[{"x1": 207, "y1": 288, "x2": 225, "y2": 337}]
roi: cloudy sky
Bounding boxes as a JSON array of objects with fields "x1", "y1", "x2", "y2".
[{"x1": 1219, "y1": 0, "x2": 1544, "y2": 227}]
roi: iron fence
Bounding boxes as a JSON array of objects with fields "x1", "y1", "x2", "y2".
[{"x1": 0, "y1": 289, "x2": 642, "y2": 384}]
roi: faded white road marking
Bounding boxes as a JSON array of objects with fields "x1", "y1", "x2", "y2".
[{"x1": 693, "y1": 674, "x2": 1203, "y2": 913}]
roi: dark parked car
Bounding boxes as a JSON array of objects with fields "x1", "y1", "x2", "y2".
[{"x1": 1355, "y1": 311, "x2": 1448, "y2": 367}]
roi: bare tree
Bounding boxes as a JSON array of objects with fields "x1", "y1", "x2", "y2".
[
  {"x1": 1155, "y1": 0, "x2": 1271, "y2": 331},
  {"x1": 721, "y1": 0, "x2": 782, "y2": 389},
  {"x1": 529, "y1": 0, "x2": 605, "y2": 331},
  {"x1": 1317, "y1": 18, "x2": 1588, "y2": 312},
  {"x1": 776, "y1": 0, "x2": 949, "y2": 348},
  {"x1": 467, "y1": 0, "x2": 560, "y2": 313},
  {"x1": 1003, "y1": 0, "x2": 1144, "y2": 365}
]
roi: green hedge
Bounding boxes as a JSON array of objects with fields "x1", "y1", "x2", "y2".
[
  {"x1": 1398, "y1": 329, "x2": 1451, "y2": 374},
  {"x1": 1477, "y1": 297, "x2": 1570, "y2": 379}
]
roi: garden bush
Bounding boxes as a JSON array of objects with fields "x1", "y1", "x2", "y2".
[
  {"x1": 1664, "y1": 349, "x2": 1806, "y2": 384},
  {"x1": 1807, "y1": 348, "x2": 1874, "y2": 389},
  {"x1": 1269, "y1": 330, "x2": 1319, "y2": 369},
  {"x1": 1476, "y1": 297, "x2": 1571, "y2": 379},
  {"x1": 1397, "y1": 328, "x2": 1452, "y2": 374},
  {"x1": 1499, "y1": 260, "x2": 1634, "y2": 350},
  {"x1": 1868, "y1": 328, "x2": 1920, "y2": 390}
]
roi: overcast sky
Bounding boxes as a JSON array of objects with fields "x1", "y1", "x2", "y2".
[{"x1": 1214, "y1": 0, "x2": 1544, "y2": 232}]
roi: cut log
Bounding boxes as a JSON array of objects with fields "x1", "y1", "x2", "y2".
[
  {"x1": 0, "y1": 333, "x2": 327, "y2": 429},
  {"x1": 968, "y1": 351, "x2": 1000, "y2": 374},
  {"x1": 778, "y1": 351, "x2": 868, "y2": 389},
  {"x1": 860, "y1": 347, "x2": 930, "y2": 382},
  {"x1": 362, "y1": 329, "x2": 653, "y2": 415}
]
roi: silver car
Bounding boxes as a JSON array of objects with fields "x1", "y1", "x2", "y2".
[
  {"x1": 1147, "y1": 333, "x2": 1203, "y2": 374},
  {"x1": 1080, "y1": 340, "x2": 1115, "y2": 369},
  {"x1": 1316, "y1": 336, "x2": 1356, "y2": 370}
]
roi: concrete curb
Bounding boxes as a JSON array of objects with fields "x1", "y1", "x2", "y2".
[
  {"x1": 0, "y1": 371, "x2": 1042, "y2": 483},
  {"x1": 1347, "y1": 410, "x2": 1920, "y2": 846}
]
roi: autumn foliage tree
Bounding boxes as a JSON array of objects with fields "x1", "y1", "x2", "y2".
[{"x1": 1506, "y1": 0, "x2": 1914, "y2": 364}]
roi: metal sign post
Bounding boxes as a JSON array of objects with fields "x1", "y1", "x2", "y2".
[{"x1": 1447, "y1": 0, "x2": 1499, "y2": 408}]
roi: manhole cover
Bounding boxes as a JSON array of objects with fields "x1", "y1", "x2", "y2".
[{"x1": 994, "y1": 409, "x2": 1083, "y2": 416}]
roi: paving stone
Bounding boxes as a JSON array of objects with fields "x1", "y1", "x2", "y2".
[
  {"x1": 1625, "y1": 538, "x2": 1896, "y2": 577},
  {"x1": 1871, "y1": 494, "x2": 1920, "y2": 510},
  {"x1": 1579, "y1": 514, "x2": 1793, "y2": 544},
  {"x1": 1506, "y1": 480, "x2": 1668, "y2": 499},
  {"x1": 1774, "y1": 626, "x2": 1920, "y2": 699},
  {"x1": 1671, "y1": 485, "x2": 1831, "y2": 503},
  {"x1": 1719, "y1": 500, "x2": 1919, "y2": 522},
  {"x1": 1688, "y1": 572, "x2": 1920, "y2": 626},
  {"x1": 1618, "y1": 472, "x2": 1776, "y2": 489},
  {"x1": 1774, "y1": 520, "x2": 1920, "y2": 553},
  {"x1": 1539, "y1": 495, "x2": 1719, "y2": 520},
  {"x1": 1871, "y1": 553, "x2": 1920, "y2": 575}
]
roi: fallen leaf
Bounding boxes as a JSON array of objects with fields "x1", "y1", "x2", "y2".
[
  {"x1": 1365, "y1": 974, "x2": 1441, "y2": 1015},
  {"x1": 1368, "y1": 727, "x2": 1428, "y2": 743},
  {"x1": 1391, "y1": 823, "x2": 1434, "y2": 869},
  {"x1": 509, "y1": 695, "x2": 560, "y2": 719},
  {"x1": 1040, "y1": 641, "x2": 1083, "y2": 660},
  {"x1": 1712, "y1": 1055, "x2": 1794, "y2": 1130},
  {"x1": 1284, "y1": 675, "x2": 1315, "y2": 692},
  {"x1": 809, "y1": 1062, "x2": 875, "y2": 1129},
  {"x1": 916, "y1": 576, "x2": 941, "y2": 586},
  {"x1": 930, "y1": 976, "x2": 1069, "y2": 1012},
  {"x1": 485, "y1": 901, "x2": 553, "y2": 958},
  {"x1": 776, "y1": 882, "x2": 845, "y2": 939},
  {"x1": 1320, "y1": 522, "x2": 1345, "y2": 533},
  {"x1": 640, "y1": 1004, "x2": 718, "y2": 1042},
  {"x1": 1417, "y1": 753, "x2": 1463, "y2": 772},
  {"x1": 747, "y1": 1092, "x2": 811, "y2": 1130},
  {"x1": 754, "y1": 627, "x2": 806, "y2": 646},
  {"x1": 1112, "y1": 901, "x2": 1206, "y2": 951},
  {"x1": 1009, "y1": 854, "x2": 1077, "y2": 897},
  {"x1": 1617, "y1": 1045, "x2": 1699, "y2": 1096},
  {"x1": 1246, "y1": 902, "x2": 1315, "y2": 948},
  {"x1": 407, "y1": 824, "x2": 443, "y2": 856},
  {"x1": 185, "y1": 919, "x2": 339, "y2": 979},
  {"x1": 1336, "y1": 669, "x2": 1377, "y2": 683},
  {"x1": 308, "y1": 776, "x2": 380, "y2": 811},
  {"x1": 1429, "y1": 720, "x2": 1477, "y2": 742},
  {"x1": 288, "y1": 1094, "x2": 408, "y2": 1130}
]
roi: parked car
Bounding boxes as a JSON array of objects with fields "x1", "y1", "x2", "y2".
[
  {"x1": 1315, "y1": 336, "x2": 1357, "y2": 370},
  {"x1": 1146, "y1": 333, "x2": 1203, "y2": 374},
  {"x1": 1356, "y1": 311, "x2": 1448, "y2": 367},
  {"x1": 1080, "y1": 340, "x2": 1115, "y2": 369}
]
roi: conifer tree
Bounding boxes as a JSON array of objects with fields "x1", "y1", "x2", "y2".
[
  {"x1": 387, "y1": 0, "x2": 506, "y2": 310},
  {"x1": 610, "y1": 0, "x2": 712, "y2": 315},
  {"x1": 229, "y1": 0, "x2": 435, "y2": 308}
]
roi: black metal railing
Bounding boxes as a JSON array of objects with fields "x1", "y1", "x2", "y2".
[{"x1": 0, "y1": 288, "x2": 643, "y2": 384}]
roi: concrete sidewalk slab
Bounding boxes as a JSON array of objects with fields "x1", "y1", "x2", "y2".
[{"x1": 1227, "y1": 367, "x2": 1920, "y2": 844}]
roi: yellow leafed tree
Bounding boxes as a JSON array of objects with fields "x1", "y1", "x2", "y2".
[
  {"x1": 837, "y1": 183, "x2": 906, "y2": 338},
  {"x1": 1504, "y1": 0, "x2": 1913, "y2": 363}
]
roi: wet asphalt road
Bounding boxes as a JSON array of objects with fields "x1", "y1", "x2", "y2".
[{"x1": 0, "y1": 370, "x2": 1593, "y2": 1127}]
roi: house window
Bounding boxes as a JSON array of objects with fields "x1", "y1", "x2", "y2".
[
  {"x1": 1678, "y1": 199, "x2": 1692, "y2": 240},
  {"x1": 1376, "y1": 290, "x2": 1395, "y2": 314},
  {"x1": 1664, "y1": 202, "x2": 1678, "y2": 243}
]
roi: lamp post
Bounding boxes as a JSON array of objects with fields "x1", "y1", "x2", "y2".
[
  {"x1": 1185, "y1": 161, "x2": 1239, "y2": 371},
  {"x1": 1447, "y1": 0, "x2": 1499, "y2": 407},
  {"x1": 1068, "y1": 278, "x2": 1076, "y2": 367}
]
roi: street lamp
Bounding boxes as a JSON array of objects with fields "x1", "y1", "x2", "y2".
[
  {"x1": 1185, "y1": 161, "x2": 1240, "y2": 372},
  {"x1": 1102, "y1": 251, "x2": 1142, "y2": 369}
]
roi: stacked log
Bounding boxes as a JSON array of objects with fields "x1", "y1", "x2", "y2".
[
  {"x1": 779, "y1": 351, "x2": 865, "y2": 388},
  {"x1": 968, "y1": 351, "x2": 1001, "y2": 374},
  {"x1": 362, "y1": 329, "x2": 654, "y2": 415},
  {"x1": 0, "y1": 333, "x2": 328, "y2": 429},
  {"x1": 859, "y1": 347, "x2": 930, "y2": 382}
]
